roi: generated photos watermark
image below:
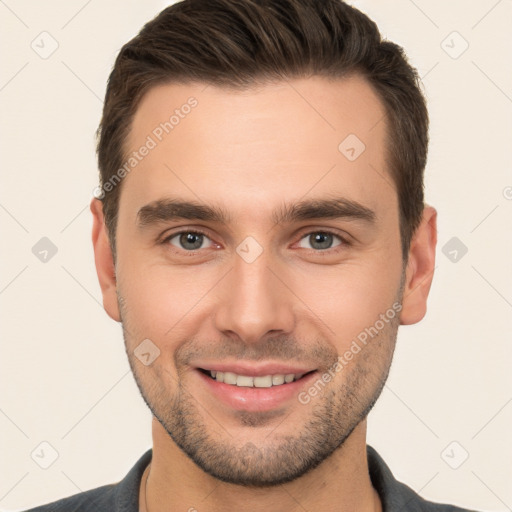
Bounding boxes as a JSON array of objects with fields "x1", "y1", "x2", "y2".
[
  {"x1": 298, "y1": 301, "x2": 403, "y2": 405},
  {"x1": 93, "y1": 96, "x2": 198, "y2": 199}
]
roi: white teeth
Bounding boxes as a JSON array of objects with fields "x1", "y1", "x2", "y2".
[
  {"x1": 236, "y1": 375, "x2": 254, "y2": 387},
  {"x1": 223, "y1": 372, "x2": 237, "y2": 385},
  {"x1": 253, "y1": 375, "x2": 272, "y2": 388},
  {"x1": 272, "y1": 374, "x2": 285, "y2": 385},
  {"x1": 209, "y1": 370, "x2": 307, "y2": 387}
]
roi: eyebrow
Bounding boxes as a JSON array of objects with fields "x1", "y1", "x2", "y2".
[
  {"x1": 136, "y1": 196, "x2": 376, "y2": 228},
  {"x1": 273, "y1": 197, "x2": 376, "y2": 225},
  {"x1": 137, "y1": 199, "x2": 231, "y2": 227}
]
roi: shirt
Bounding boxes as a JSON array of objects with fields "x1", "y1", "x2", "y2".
[{"x1": 22, "y1": 445, "x2": 478, "y2": 511}]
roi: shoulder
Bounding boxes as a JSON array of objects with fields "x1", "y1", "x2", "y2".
[
  {"x1": 391, "y1": 477, "x2": 480, "y2": 512},
  {"x1": 20, "y1": 449, "x2": 152, "y2": 512},
  {"x1": 367, "y1": 445, "x2": 480, "y2": 512},
  {"x1": 21, "y1": 484, "x2": 116, "y2": 512}
]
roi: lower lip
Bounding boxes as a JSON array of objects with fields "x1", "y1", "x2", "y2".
[{"x1": 195, "y1": 369, "x2": 319, "y2": 412}]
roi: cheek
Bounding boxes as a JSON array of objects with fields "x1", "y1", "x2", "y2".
[
  {"x1": 288, "y1": 258, "x2": 402, "y2": 344},
  {"x1": 116, "y1": 254, "x2": 218, "y2": 340}
]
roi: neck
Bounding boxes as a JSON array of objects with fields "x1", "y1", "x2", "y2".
[{"x1": 141, "y1": 417, "x2": 381, "y2": 512}]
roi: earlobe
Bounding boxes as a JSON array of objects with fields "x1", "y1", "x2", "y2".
[
  {"x1": 90, "y1": 198, "x2": 121, "y2": 322},
  {"x1": 400, "y1": 205, "x2": 437, "y2": 325}
]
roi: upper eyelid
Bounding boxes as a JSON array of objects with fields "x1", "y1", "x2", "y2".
[
  {"x1": 161, "y1": 228, "x2": 213, "y2": 243},
  {"x1": 300, "y1": 228, "x2": 349, "y2": 240}
]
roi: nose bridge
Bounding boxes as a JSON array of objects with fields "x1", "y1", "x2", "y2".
[{"x1": 213, "y1": 247, "x2": 295, "y2": 342}]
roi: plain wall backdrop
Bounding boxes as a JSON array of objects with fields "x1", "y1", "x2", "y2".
[{"x1": 1, "y1": 0, "x2": 511, "y2": 510}]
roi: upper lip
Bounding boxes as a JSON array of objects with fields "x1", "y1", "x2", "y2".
[{"x1": 194, "y1": 362, "x2": 317, "y2": 377}]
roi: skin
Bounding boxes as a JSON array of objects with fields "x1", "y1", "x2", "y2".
[{"x1": 91, "y1": 75, "x2": 437, "y2": 512}]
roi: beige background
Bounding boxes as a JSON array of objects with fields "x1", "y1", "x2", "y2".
[{"x1": 1, "y1": 0, "x2": 511, "y2": 510}]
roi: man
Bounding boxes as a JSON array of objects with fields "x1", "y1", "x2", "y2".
[{"x1": 24, "y1": 0, "x2": 478, "y2": 510}]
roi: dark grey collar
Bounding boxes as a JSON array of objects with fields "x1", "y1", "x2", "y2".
[{"x1": 112, "y1": 445, "x2": 476, "y2": 512}]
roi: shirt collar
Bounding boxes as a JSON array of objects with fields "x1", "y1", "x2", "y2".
[{"x1": 113, "y1": 445, "x2": 428, "y2": 512}]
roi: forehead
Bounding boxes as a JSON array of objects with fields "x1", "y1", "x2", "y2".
[{"x1": 120, "y1": 75, "x2": 393, "y2": 225}]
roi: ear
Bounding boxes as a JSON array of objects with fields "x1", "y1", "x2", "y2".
[
  {"x1": 90, "y1": 198, "x2": 121, "y2": 322},
  {"x1": 400, "y1": 205, "x2": 437, "y2": 325}
]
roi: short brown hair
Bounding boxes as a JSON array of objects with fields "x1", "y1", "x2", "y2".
[{"x1": 97, "y1": 0, "x2": 428, "y2": 261}]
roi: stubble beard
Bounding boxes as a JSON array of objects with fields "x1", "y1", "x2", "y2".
[{"x1": 119, "y1": 284, "x2": 403, "y2": 487}]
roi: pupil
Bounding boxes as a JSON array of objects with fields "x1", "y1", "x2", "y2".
[
  {"x1": 311, "y1": 233, "x2": 332, "y2": 250},
  {"x1": 180, "y1": 233, "x2": 203, "y2": 250}
]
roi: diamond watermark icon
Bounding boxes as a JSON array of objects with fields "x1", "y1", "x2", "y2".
[
  {"x1": 236, "y1": 236, "x2": 263, "y2": 263},
  {"x1": 441, "y1": 31, "x2": 469, "y2": 60},
  {"x1": 442, "y1": 237, "x2": 468, "y2": 263},
  {"x1": 338, "y1": 134, "x2": 366, "y2": 161},
  {"x1": 31, "y1": 31, "x2": 59, "y2": 60},
  {"x1": 32, "y1": 237, "x2": 58, "y2": 263},
  {"x1": 31, "y1": 441, "x2": 59, "y2": 469},
  {"x1": 134, "y1": 339, "x2": 161, "y2": 366},
  {"x1": 441, "y1": 441, "x2": 469, "y2": 469}
]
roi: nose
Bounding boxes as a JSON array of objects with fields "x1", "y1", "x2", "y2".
[{"x1": 213, "y1": 250, "x2": 295, "y2": 344}]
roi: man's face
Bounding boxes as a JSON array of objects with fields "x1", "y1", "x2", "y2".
[{"x1": 110, "y1": 75, "x2": 406, "y2": 486}]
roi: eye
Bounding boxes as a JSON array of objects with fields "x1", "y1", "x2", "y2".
[
  {"x1": 297, "y1": 231, "x2": 345, "y2": 251},
  {"x1": 165, "y1": 231, "x2": 214, "y2": 251}
]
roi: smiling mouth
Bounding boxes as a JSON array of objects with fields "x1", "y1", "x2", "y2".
[{"x1": 197, "y1": 368, "x2": 317, "y2": 388}]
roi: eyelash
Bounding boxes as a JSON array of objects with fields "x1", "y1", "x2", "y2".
[
  {"x1": 160, "y1": 228, "x2": 351, "y2": 254},
  {"x1": 161, "y1": 229, "x2": 216, "y2": 255}
]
